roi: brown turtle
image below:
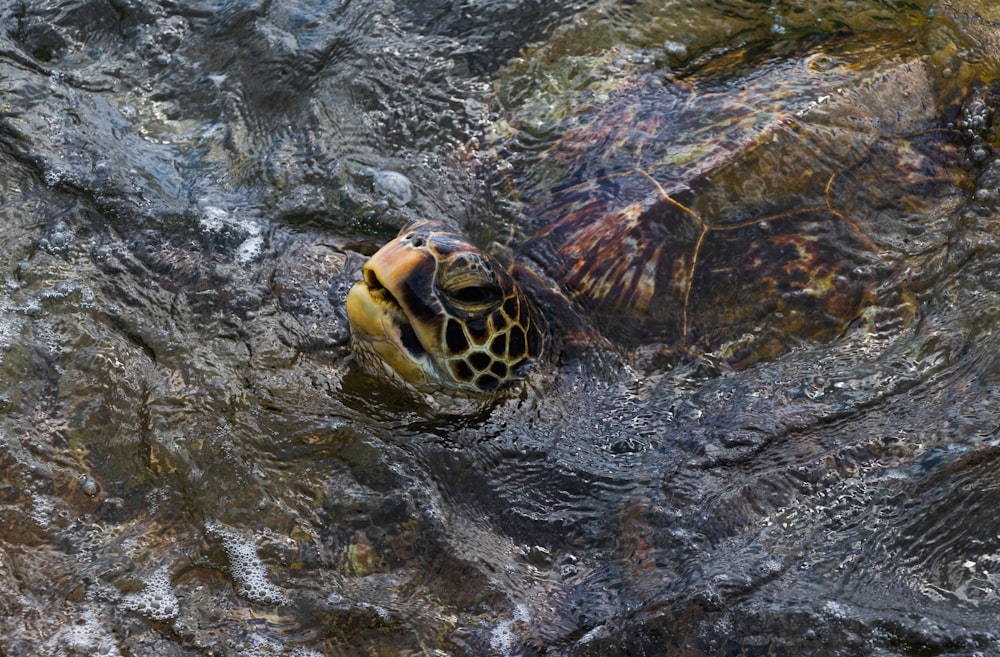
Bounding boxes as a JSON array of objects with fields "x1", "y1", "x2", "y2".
[{"x1": 346, "y1": 33, "x2": 984, "y2": 402}]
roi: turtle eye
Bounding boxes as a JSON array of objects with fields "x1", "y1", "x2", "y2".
[
  {"x1": 438, "y1": 253, "x2": 502, "y2": 312},
  {"x1": 449, "y1": 285, "x2": 497, "y2": 305}
]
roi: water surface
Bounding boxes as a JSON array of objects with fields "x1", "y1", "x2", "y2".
[{"x1": 2, "y1": 1, "x2": 1000, "y2": 655}]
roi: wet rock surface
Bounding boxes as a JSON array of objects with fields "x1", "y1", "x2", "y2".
[{"x1": 2, "y1": 1, "x2": 1000, "y2": 656}]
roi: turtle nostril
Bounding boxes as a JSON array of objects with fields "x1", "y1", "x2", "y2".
[
  {"x1": 364, "y1": 267, "x2": 402, "y2": 309},
  {"x1": 364, "y1": 268, "x2": 384, "y2": 291}
]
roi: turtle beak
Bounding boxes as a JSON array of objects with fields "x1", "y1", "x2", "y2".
[{"x1": 346, "y1": 238, "x2": 436, "y2": 385}]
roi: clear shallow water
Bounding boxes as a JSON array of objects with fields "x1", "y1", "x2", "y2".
[{"x1": 2, "y1": 1, "x2": 1000, "y2": 655}]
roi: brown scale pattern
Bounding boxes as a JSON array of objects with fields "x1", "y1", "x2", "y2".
[
  {"x1": 442, "y1": 291, "x2": 542, "y2": 392},
  {"x1": 513, "y1": 37, "x2": 978, "y2": 365}
]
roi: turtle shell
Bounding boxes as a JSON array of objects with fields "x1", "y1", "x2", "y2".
[{"x1": 506, "y1": 35, "x2": 978, "y2": 365}]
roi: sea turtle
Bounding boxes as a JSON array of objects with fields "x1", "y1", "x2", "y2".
[{"x1": 346, "y1": 32, "x2": 985, "y2": 402}]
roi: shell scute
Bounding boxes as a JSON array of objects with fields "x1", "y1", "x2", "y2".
[
  {"x1": 504, "y1": 34, "x2": 982, "y2": 364},
  {"x1": 828, "y1": 130, "x2": 973, "y2": 258}
]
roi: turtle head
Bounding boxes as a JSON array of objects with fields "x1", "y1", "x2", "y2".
[{"x1": 346, "y1": 221, "x2": 546, "y2": 398}]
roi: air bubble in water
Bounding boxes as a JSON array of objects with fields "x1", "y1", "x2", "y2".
[
  {"x1": 121, "y1": 565, "x2": 180, "y2": 621},
  {"x1": 207, "y1": 522, "x2": 289, "y2": 605}
]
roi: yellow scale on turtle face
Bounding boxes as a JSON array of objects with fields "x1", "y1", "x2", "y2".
[{"x1": 346, "y1": 221, "x2": 545, "y2": 396}]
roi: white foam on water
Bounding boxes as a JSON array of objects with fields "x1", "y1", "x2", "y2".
[
  {"x1": 489, "y1": 603, "x2": 531, "y2": 656},
  {"x1": 199, "y1": 206, "x2": 265, "y2": 264},
  {"x1": 121, "y1": 565, "x2": 179, "y2": 621},
  {"x1": 41, "y1": 605, "x2": 123, "y2": 657},
  {"x1": 236, "y1": 633, "x2": 325, "y2": 657},
  {"x1": 576, "y1": 624, "x2": 610, "y2": 645},
  {"x1": 207, "y1": 523, "x2": 289, "y2": 605},
  {"x1": 490, "y1": 619, "x2": 515, "y2": 655},
  {"x1": 29, "y1": 492, "x2": 55, "y2": 528},
  {"x1": 357, "y1": 601, "x2": 392, "y2": 622},
  {"x1": 0, "y1": 286, "x2": 23, "y2": 367},
  {"x1": 199, "y1": 206, "x2": 229, "y2": 233},
  {"x1": 235, "y1": 233, "x2": 264, "y2": 265}
]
